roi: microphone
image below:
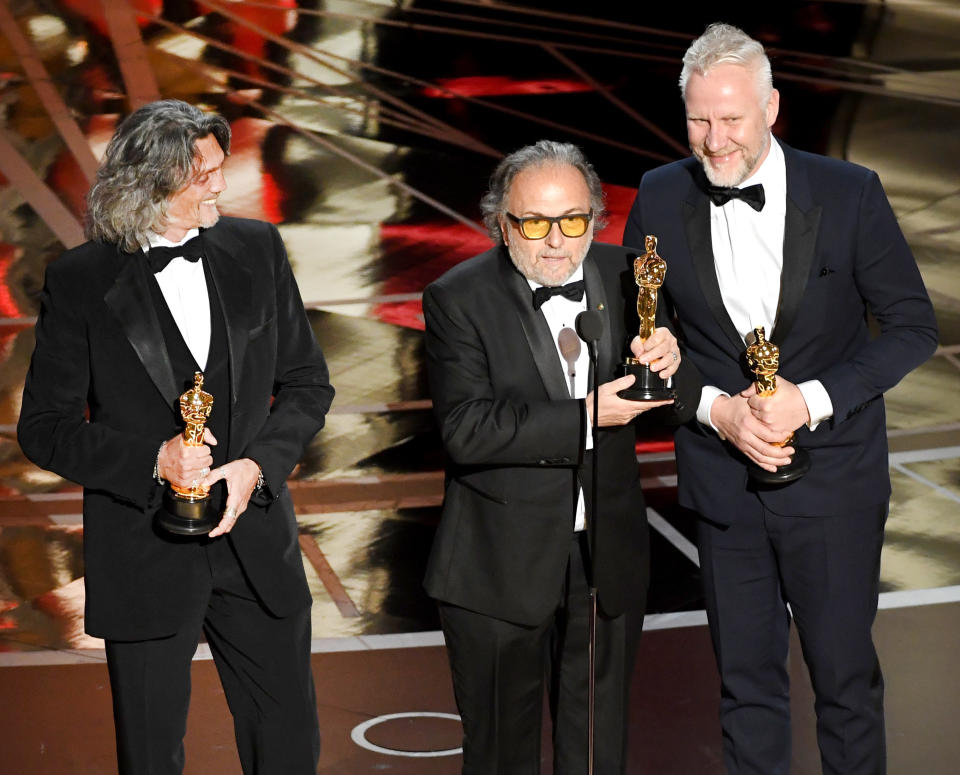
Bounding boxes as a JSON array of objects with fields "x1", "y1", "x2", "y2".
[
  {"x1": 574, "y1": 310, "x2": 603, "y2": 456},
  {"x1": 557, "y1": 327, "x2": 581, "y2": 397},
  {"x1": 575, "y1": 310, "x2": 603, "y2": 344},
  {"x1": 575, "y1": 310, "x2": 604, "y2": 440}
]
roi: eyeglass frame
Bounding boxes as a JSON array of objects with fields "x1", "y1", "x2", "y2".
[{"x1": 504, "y1": 210, "x2": 594, "y2": 240}]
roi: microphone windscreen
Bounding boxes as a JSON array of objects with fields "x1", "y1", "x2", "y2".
[
  {"x1": 575, "y1": 310, "x2": 604, "y2": 343},
  {"x1": 558, "y1": 327, "x2": 581, "y2": 364}
]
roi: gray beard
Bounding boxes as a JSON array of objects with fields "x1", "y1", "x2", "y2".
[
  {"x1": 698, "y1": 132, "x2": 770, "y2": 188},
  {"x1": 506, "y1": 238, "x2": 592, "y2": 287}
]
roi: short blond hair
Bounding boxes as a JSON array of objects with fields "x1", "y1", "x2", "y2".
[{"x1": 679, "y1": 23, "x2": 772, "y2": 107}]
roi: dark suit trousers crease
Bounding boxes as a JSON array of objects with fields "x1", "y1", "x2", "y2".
[
  {"x1": 697, "y1": 493, "x2": 887, "y2": 775},
  {"x1": 439, "y1": 532, "x2": 643, "y2": 775},
  {"x1": 105, "y1": 536, "x2": 320, "y2": 775}
]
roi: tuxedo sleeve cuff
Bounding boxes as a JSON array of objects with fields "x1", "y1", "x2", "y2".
[
  {"x1": 798, "y1": 380, "x2": 834, "y2": 431},
  {"x1": 697, "y1": 386, "x2": 729, "y2": 439}
]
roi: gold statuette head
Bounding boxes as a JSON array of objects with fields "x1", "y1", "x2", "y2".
[
  {"x1": 745, "y1": 327, "x2": 780, "y2": 395},
  {"x1": 179, "y1": 372, "x2": 214, "y2": 446}
]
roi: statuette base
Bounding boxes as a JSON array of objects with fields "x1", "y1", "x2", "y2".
[
  {"x1": 158, "y1": 490, "x2": 216, "y2": 535},
  {"x1": 617, "y1": 359, "x2": 676, "y2": 402},
  {"x1": 748, "y1": 447, "x2": 811, "y2": 486}
]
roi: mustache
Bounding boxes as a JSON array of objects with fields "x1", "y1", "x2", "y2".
[{"x1": 698, "y1": 146, "x2": 741, "y2": 158}]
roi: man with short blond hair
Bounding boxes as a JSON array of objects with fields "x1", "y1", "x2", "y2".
[{"x1": 625, "y1": 23, "x2": 938, "y2": 774}]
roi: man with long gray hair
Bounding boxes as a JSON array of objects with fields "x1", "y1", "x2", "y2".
[
  {"x1": 18, "y1": 99, "x2": 334, "y2": 774},
  {"x1": 424, "y1": 140, "x2": 697, "y2": 772},
  {"x1": 625, "y1": 23, "x2": 937, "y2": 774}
]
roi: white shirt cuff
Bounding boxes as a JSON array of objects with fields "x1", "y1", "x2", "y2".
[
  {"x1": 797, "y1": 380, "x2": 833, "y2": 431},
  {"x1": 697, "y1": 386, "x2": 730, "y2": 439},
  {"x1": 583, "y1": 399, "x2": 594, "y2": 451}
]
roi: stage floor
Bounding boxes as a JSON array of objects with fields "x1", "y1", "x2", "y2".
[{"x1": 2, "y1": 600, "x2": 959, "y2": 774}]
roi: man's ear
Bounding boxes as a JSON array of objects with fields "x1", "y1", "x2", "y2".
[{"x1": 766, "y1": 88, "x2": 780, "y2": 128}]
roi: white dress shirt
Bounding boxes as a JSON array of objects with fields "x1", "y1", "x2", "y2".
[
  {"x1": 697, "y1": 138, "x2": 833, "y2": 433},
  {"x1": 529, "y1": 266, "x2": 590, "y2": 531},
  {"x1": 145, "y1": 228, "x2": 211, "y2": 371}
]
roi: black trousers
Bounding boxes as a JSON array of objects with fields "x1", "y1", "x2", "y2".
[
  {"x1": 439, "y1": 532, "x2": 644, "y2": 775},
  {"x1": 105, "y1": 537, "x2": 320, "y2": 775},
  {"x1": 698, "y1": 493, "x2": 887, "y2": 775}
]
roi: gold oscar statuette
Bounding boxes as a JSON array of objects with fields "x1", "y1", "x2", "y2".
[
  {"x1": 617, "y1": 235, "x2": 676, "y2": 401},
  {"x1": 156, "y1": 372, "x2": 218, "y2": 535},
  {"x1": 744, "y1": 327, "x2": 810, "y2": 485}
]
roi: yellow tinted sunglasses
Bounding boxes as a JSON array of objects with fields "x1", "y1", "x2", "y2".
[{"x1": 506, "y1": 211, "x2": 593, "y2": 240}]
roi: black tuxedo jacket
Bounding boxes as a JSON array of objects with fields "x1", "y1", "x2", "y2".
[
  {"x1": 18, "y1": 217, "x2": 334, "y2": 640},
  {"x1": 624, "y1": 142, "x2": 938, "y2": 523},
  {"x1": 422, "y1": 242, "x2": 697, "y2": 626}
]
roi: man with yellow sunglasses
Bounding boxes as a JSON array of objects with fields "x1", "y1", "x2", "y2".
[{"x1": 423, "y1": 140, "x2": 698, "y2": 773}]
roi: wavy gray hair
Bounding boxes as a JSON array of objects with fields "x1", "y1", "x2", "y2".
[
  {"x1": 679, "y1": 23, "x2": 773, "y2": 107},
  {"x1": 85, "y1": 100, "x2": 231, "y2": 253},
  {"x1": 480, "y1": 140, "x2": 606, "y2": 244}
]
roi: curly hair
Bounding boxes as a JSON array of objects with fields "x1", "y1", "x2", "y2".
[{"x1": 85, "y1": 100, "x2": 231, "y2": 252}]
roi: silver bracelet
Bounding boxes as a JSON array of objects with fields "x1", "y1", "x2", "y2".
[
  {"x1": 153, "y1": 442, "x2": 166, "y2": 485},
  {"x1": 254, "y1": 463, "x2": 264, "y2": 491}
]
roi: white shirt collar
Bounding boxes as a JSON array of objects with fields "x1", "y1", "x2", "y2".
[
  {"x1": 144, "y1": 227, "x2": 200, "y2": 252},
  {"x1": 741, "y1": 135, "x2": 786, "y2": 205}
]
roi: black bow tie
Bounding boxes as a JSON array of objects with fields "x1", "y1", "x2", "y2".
[
  {"x1": 146, "y1": 236, "x2": 204, "y2": 273},
  {"x1": 706, "y1": 183, "x2": 765, "y2": 211},
  {"x1": 532, "y1": 280, "x2": 585, "y2": 310}
]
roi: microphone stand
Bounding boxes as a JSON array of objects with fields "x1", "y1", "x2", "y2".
[
  {"x1": 576, "y1": 311, "x2": 602, "y2": 775},
  {"x1": 587, "y1": 333, "x2": 599, "y2": 775}
]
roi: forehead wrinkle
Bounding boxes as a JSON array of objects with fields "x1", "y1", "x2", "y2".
[{"x1": 508, "y1": 167, "x2": 590, "y2": 218}]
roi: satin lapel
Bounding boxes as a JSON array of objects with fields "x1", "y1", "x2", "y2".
[
  {"x1": 582, "y1": 255, "x2": 613, "y2": 379},
  {"x1": 104, "y1": 251, "x2": 179, "y2": 410},
  {"x1": 201, "y1": 227, "x2": 252, "y2": 407},
  {"x1": 681, "y1": 190, "x2": 744, "y2": 354},
  {"x1": 771, "y1": 156, "x2": 821, "y2": 344},
  {"x1": 498, "y1": 252, "x2": 570, "y2": 401}
]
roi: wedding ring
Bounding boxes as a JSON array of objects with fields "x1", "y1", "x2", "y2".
[
  {"x1": 200, "y1": 466, "x2": 210, "y2": 477},
  {"x1": 671, "y1": 351, "x2": 678, "y2": 362},
  {"x1": 224, "y1": 506, "x2": 237, "y2": 519}
]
